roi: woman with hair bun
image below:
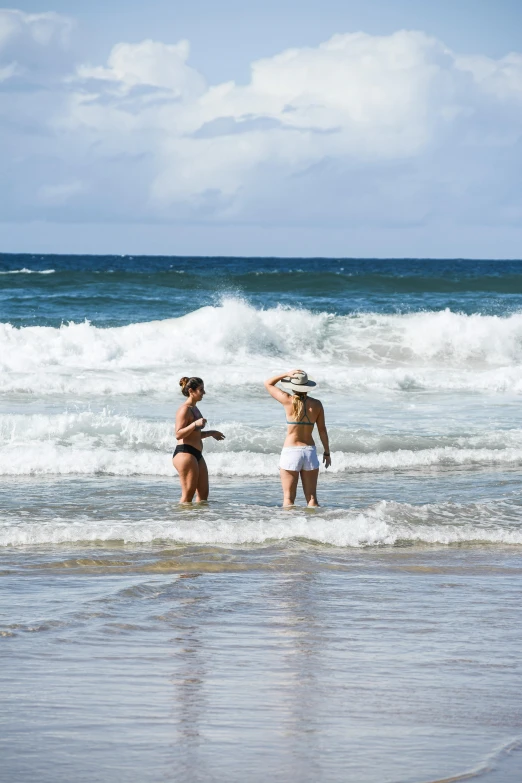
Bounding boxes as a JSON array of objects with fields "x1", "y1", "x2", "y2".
[
  {"x1": 264, "y1": 369, "x2": 331, "y2": 507},
  {"x1": 173, "y1": 376, "x2": 225, "y2": 503}
]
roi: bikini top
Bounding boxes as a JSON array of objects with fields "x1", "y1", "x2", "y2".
[
  {"x1": 189, "y1": 406, "x2": 201, "y2": 424},
  {"x1": 286, "y1": 405, "x2": 314, "y2": 426}
]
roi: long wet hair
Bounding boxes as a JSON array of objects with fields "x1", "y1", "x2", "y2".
[
  {"x1": 179, "y1": 376, "x2": 203, "y2": 397},
  {"x1": 292, "y1": 391, "x2": 308, "y2": 421}
]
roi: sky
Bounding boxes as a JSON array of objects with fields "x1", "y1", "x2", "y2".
[{"x1": 1, "y1": 0, "x2": 522, "y2": 257}]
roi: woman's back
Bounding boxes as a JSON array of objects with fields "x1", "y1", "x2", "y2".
[{"x1": 283, "y1": 396, "x2": 322, "y2": 447}]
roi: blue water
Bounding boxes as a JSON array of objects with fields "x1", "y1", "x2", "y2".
[{"x1": 2, "y1": 254, "x2": 522, "y2": 326}]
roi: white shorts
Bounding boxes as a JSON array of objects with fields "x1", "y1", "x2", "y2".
[{"x1": 279, "y1": 445, "x2": 320, "y2": 472}]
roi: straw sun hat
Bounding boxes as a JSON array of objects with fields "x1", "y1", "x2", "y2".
[{"x1": 280, "y1": 371, "x2": 317, "y2": 393}]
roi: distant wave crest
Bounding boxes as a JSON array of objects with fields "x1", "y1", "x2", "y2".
[{"x1": 0, "y1": 268, "x2": 55, "y2": 275}]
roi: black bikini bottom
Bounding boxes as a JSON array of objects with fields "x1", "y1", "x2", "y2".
[{"x1": 173, "y1": 444, "x2": 203, "y2": 462}]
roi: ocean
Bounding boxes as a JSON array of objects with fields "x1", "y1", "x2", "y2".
[{"x1": 1, "y1": 254, "x2": 522, "y2": 782}]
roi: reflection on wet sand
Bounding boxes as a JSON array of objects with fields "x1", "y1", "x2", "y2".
[{"x1": 2, "y1": 549, "x2": 522, "y2": 783}]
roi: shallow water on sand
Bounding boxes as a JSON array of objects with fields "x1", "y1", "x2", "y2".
[
  {"x1": 1, "y1": 536, "x2": 522, "y2": 783},
  {"x1": 1, "y1": 473, "x2": 522, "y2": 783}
]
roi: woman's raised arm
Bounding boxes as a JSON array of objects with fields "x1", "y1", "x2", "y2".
[{"x1": 264, "y1": 370, "x2": 301, "y2": 404}]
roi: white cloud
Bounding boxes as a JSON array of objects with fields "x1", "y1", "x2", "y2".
[
  {"x1": 75, "y1": 38, "x2": 205, "y2": 97},
  {"x1": 2, "y1": 11, "x2": 522, "y2": 232},
  {"x1": 0, "y1": 9, "x2": 73, "y2": 80},
  {"x1": 0, "y1": 8, "x2": 72, "y2": 47},
  {"x1": 66, "y1": 28, "x2": 522, "y2": 215},
  {"x1": 146, "y1": 30, "x2": 476, "y2": 202},
  {"x1": 457, "y1": 52, "x2": 522, "y2": 100}
]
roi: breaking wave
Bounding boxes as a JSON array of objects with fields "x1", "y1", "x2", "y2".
[
  {"x1": 2, "y1": 298, "x2": 522, "y2": 395},
  {"x1": 3, "y1": 410, "x2": 522, "y2": 476},
  {"x1": 2, "y1": 499, "x2": 521, "y2": 547}
]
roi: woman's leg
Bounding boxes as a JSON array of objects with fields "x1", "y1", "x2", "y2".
[
  {"x1": 301, "y1": 468, "x2": 319, "y2": 507},
  {"x1": 172, "y1": 453, "x2": 199, "y2": 503},
  {"x1": 195, "y1": 457, "x2": 209, "y2": 502},
  {"x1": 280, "y1": 469, "x2": 299, "y2": 507}
]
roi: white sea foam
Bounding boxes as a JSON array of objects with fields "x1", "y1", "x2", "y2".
[
  {"x1": 3, "y1": 441, "x2": 522, "y2": 476},
  {"x1": 6, "y1": 411, "x2": 522, "y2": 453},
  {"x1": 3, "y1": 411, "x2": 522, "y2": 476},
  {"x1": 0, "y1": 268, "x2": 55, "y2": 274},
  {"x1": 1, "y1": 500, "x2": 521, "y2": 547},
  {"x1": 2, "y1": 299, "x2": 522, "y2": 395}
]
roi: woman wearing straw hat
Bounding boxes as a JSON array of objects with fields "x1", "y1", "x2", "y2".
[{"x1": 264, "y1": 369, "x2": 331, "y2": 507}]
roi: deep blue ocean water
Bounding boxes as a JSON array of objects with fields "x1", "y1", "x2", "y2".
[{"x1": 2, "y1": 254, "x2": 522, "y2": 326}]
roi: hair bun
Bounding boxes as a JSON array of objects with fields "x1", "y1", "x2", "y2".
[{"x1": 179, "y1": 375, "x2": 204, "y2": 397}]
